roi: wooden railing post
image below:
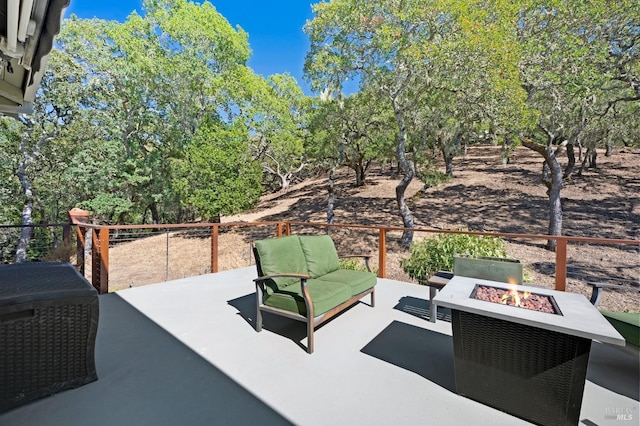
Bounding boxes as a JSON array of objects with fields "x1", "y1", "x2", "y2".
[
  {"x1": 91, "y1": 230, "x2": 99, "y2": 291},
  {"x1": 76, "y1": 226, "x2": 86, "y2": 275},
  {"x1": 378, "y1": 228, "x2": 387, "y2": 278},
  {"x1": 211, "y1": 225, "x2": 219, "y2": 273},
  {"x1": 67, "y1": 208, "x2": 90, "y2": 275},
  {"x1": 99, "y1": 228, "x2": 109, "y2": 293},
  {"x1": 91, "y1": 228, "x2": 109, "y2": 294},
  {"x1": 555, "y1": 238, "x2": 567, "y2": 291}
]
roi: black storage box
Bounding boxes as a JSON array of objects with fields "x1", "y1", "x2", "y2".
[
  {"x1": 451, "y1": 310, "x2": 591, "y2": 426},
  {"x1": 0, "y1": 262, "x2": 99, "y2": 413}
]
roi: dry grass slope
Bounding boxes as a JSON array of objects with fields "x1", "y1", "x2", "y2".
[{"x1": 107, "y1": 146, "x2": 639, "y2": 312}]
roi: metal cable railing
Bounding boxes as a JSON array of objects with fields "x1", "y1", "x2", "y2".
[
  {"x1": 0, "y1": 223, "x2": 72, "y2": 264},
  {"x1": 3, "y1": 213, "x2": 638, "y2": 313}
]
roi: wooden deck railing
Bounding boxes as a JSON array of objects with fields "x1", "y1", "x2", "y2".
[{"x1": 66, "y1": 209, "x2": 639, "y2": 295}]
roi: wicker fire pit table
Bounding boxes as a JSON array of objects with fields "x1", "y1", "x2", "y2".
[{"x1": 433, "y1": 276, "x2": 625, "y2": 426}]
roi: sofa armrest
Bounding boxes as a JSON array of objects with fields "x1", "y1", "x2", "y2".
[
  {"x1": 254, "y1": 273, "x2": 313, "y2": 295},
  {"x1": 341, "y1": 254, "x2": 372, "y2": 260},
  {"x1": 586, "y1": 281, "x2": 640, "y2": 307},
  {"x1": 254, "y1": 273, "x2": 312, "y2": 299},
  {"x1": 428, "y1": 271, "x2": 454, "y2": 288},
  {"x1": 339, "y1": 254, "x2": 372, "y2": 272},
  {"x1": 254, "y1": 273, "x2": 315, "y2": 320}
]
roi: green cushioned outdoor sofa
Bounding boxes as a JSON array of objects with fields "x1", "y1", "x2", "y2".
[{"x1": 253, "y1": 234, "x2": 376, "y2": 353}]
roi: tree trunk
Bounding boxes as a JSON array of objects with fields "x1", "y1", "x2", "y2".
[
  {"x1": 150, "y1": 203, "x2": 160, "y2": 224},
  {"x1": 541, "y1": 161, "x2": 552, "y2": 191},
  {"x1": 546, "y1": 150, "x2": 563, "y2": 251},
  {"x1": 605, "y1": 143, "x2": 613, "y2": 157},
  {"x1": 577, "y1": 149, "x2": 589, "y2": 176},
  {"x1": 563, "y1": 142, "x2": 576, "y2": 179},
  {"x1": 588, "y1": 148, "x2": 597, "y2": 168},
  {"x1": 411, "y1": 146, "x2": 419, "y2": 174},
  {"x1": 500, "y1": 138, "x2": 510, "y2": 165},
  {"x1": 279, "y1": 172, "x2": 290, "y2": 192},
  {"x1": 327, "y1": 168, "x2": 336, "y2": 224},
  {"x1": 15, "y1": 170, "x2": 34, "y2": 263},
  {"x1": 521, "y1": 139, "x2": 563, "y2": 251},
  {"x1": 578, "y1": 142, "x2": 584, "y2": 162},
  {"x1": 394, "y1": 111, "x2": 415, "y2": 246},
  {"x1": 354, "y1": 163, "x2": 365, "y2": 186},
  {"x1": 442, "y1": 134, "x2": 461, "y2": 175},
  {"x1": 439, "y1": 140, "x2": 455, "y2": 176},
  {"x1": 13, "y1": 116, "x2": 55, "y2": 263},
  {"x1": 444, "y1": 152, "x2": 454, "y2": 176}
]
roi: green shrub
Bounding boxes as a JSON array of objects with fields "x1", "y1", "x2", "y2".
[
  {"x1": 417, "y1": 168, "x2": 451, "y2": 189},
  {"x1": 400, "y1": 232, "x2": 507, "y2": 285},
  {"x1": 339, "y1": 257, "x2": 377, "y2": 275}
]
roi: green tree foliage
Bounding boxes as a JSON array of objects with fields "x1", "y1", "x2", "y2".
[
  {"x1": 307, "y1": 88, "x2": 395, "y2": 186},
  {"x1": 0, "y1": 0, "x2": 311, "y2": 230},
  {"x1": 517, "y1": 0, "x2": 639, "y2": 249},
  {"x1": 0, "y1": 119, "x2": 23, "y2": 225},
  {"x1": 305, "y1": 0, "x2": 445, "y2": 244},
  {"x1": 171, "y1": 119, "x2": 262, "y2": 220},
  {"x1": 1, "y1": 0, "x2": 636, "y2": 265},
  {"x1": 0, "y1": 48, "x2": 86, "y2": 261},
  {"x1": 242, "y1": 73, "x2": 311, "y2": 192},
  {"x1": 55, "y1": 0, "x2": 257, "y2": 223},
  {"x1": 305, "y1": 0, "x2": 637, "y2": 251},
  {"x1": 304, "y1": 0, "x2": 528, "y2": 245}
]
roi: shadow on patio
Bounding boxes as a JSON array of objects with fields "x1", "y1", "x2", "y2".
[
  {"x1": 1, "y1": 292, "x2": 291, "y2": 425},
  {"x1": 1, "y1": 267, "x2": 637, "y2": 425}
]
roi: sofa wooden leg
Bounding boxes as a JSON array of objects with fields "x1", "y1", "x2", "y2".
[
  {"x1": 371, "y1": 289, "x2": 375, "y2": 307},
  {"x1": 256, "y1": 307, "x2": 263, "y2": 332},
  {"x1": 307, "y1": 321, "x2": 314, "y2": 354}
]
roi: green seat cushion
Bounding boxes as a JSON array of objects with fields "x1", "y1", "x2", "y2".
[
  {"x1": 263, "y1": 279, "x2": 352, "y2": 317},
  {"x1": 600, "y1": 310, "x2": 640, "y2": 347},
  {"x1": 255, "y1": 235, "x2": 308, "y2": 290},
  {"x1": 317, "y1": 269, "x2": 376, "y2": 296},
  {"x1": 299, "y1": 235, "x2": 340, "y2": 278}
]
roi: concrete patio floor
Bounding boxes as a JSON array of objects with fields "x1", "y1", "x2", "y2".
[{"x1": 1, "y1": 267, "x2": 638, "y2": 425}]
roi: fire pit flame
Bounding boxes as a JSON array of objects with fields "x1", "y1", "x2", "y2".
[
  {"x1": 473, "y1": 284, "x2": 560, "y2": 314},
  {"x1": 500, "y1": 287, "x2": 531, "y2": 307}
]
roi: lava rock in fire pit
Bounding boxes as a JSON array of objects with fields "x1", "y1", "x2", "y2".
[{"x1": 474, "y1": 285, "x2": 558, "y2": 314}]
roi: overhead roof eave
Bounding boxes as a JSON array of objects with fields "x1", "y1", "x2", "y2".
[{"x1": 0, "y1": 0, "x2": 70, "y2": 117}]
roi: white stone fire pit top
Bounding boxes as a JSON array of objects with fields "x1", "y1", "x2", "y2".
[{"x1": 433, "y1": 276, "x2": 625, "y2": 346}]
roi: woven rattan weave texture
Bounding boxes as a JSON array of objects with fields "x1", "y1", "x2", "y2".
[{"x1": 0, "y1": 262, "x2": 99, "y2": 413}]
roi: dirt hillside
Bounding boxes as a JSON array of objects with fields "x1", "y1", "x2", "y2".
[{"x1": 108, "y1": 145, "x2": 639, "y2": 312}]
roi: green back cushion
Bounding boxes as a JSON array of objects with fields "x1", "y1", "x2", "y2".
[
  {"x1": 255, "y1": 235, "x2": 308, "y2": 288},
  {"x1": 299, "y1": 235, "x2": 340, "y2": 278},
  {"x1": 453, "y1": 255, "x2": 523, "y2": 284},
  {"x1": 600, "y1": 310, "x2": 640, "y2": 347}
]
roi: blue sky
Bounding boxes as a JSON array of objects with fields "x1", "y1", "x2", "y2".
[{"x1": 65, "y1": 0, "x2": 316, "y2": 93}]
